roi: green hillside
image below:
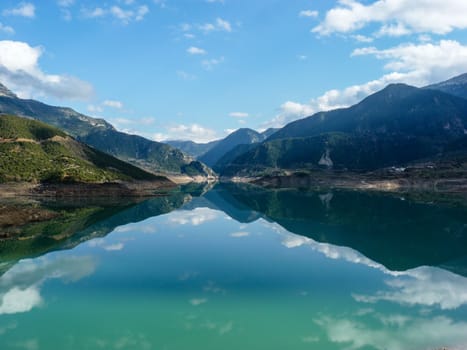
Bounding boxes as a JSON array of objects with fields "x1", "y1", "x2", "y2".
[
  {"x1": 0, "y1": 83, "x2": 212, "y2": 178},
  {"x1": 0, "y1": 115, "x2": 168, "y2": 184}
]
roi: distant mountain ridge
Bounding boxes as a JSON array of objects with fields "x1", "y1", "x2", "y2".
[
  {"x1": 166, "y1": 128, "x2": 279, "y2": 170},
  {"x1": 220, "y1": 83, "x2": 467, "y2": 175},
  {"x1": 0, "y1": 83, "x2": 212, "y2": 178},
  {"x1": 198, "y1": 128, "x2": 268, "y2": 168}
]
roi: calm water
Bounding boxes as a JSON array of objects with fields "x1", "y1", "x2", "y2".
[{"x1": 1, "y1": 184, "x2": 467, "y2": 350}]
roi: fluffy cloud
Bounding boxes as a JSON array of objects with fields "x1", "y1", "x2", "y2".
[
  {"x1": 153, "y1": 123, "x2": 219, "y2": 143},
  {"x1": 3, "y1": 2, "x2": 35, "y2": 18},
  {"x1": 263, "y1": 39, "x2": 467, "y2": 129},
  {"x1": 313, "y1": 0, "x2": 467, "y2": 37},
  {"x1": 187, "y1": 46, "x2": 207, "y2": 55},
  {"x1": 0, "y1": 40, "x2": 94, "y2": 100}
]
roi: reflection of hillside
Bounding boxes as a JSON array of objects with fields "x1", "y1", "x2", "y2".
[
  {"x1": 182, "y1": 184, "x2": 262, "y2": 223},
  {"x1": 0, "y1": 192, "x2": 190, "y2": 267},
  {"x1": 215, "y1": 184, "x2": 467, "y2": 272}
]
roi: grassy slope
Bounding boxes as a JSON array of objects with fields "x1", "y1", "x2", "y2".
[{"x1": 0, "y1": 115, "x2": 168, "y2": 183}]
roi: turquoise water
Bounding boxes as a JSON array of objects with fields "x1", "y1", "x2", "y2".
[{"x1": 1, "y1": 185, "x2": 467, "y2": 349}]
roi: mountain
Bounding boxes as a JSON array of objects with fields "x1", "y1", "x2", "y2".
[
  {"x1": 199, "y1": 128, "x2": 267, "y2": 168},
  {"x1": 165, "y1": 139, "x2": 219, "y2": 158},
  {"x1": 221, "y1": 84, "x2": 467, "y2": 175},
  {"x1": 79, "y1": 130, "x2": 214, "y2": 177},
  {"x1": 425, "y1": 73, "x2": 467, "y2": 100},
  {"x1": 0, "y1": 83, "x2": 211, "y2": 178},
  {"x1": 0, "y1": 114, "x2": 169, "y2": 185}
]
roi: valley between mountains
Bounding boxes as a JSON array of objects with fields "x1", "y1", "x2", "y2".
[{"x1": 2, "y1": 73, "x2": 467, "y2": 195}]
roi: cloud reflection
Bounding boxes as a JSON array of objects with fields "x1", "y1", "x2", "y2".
[
  {"x1": 0, "y1": 255, "x2": 96, "y2": 315},
  {"x1": 168, "y1": 208, "x2": 219, "y2": 226},
  {"x1": 354, "y1": 266, "x2": 467, "y2": 310},
  {"x1": 317, "y1": 314, "x2": 467, "y2": 350}
]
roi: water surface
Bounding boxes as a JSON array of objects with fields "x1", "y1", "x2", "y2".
[{"x1": 1, "y1": 185, "x2": 467, "y2": 350}]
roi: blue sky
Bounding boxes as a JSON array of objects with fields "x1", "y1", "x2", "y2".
[{"x1": 2, "y1": 1, "x2": 467, "y2": 142}]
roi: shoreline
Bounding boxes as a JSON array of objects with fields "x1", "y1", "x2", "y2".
[
  {"x1": 222, "y1": 172, "x2": 467, "y2": 193},
  {"x1": 0, "y1": 180, "x2": 177, "y2": 198}
]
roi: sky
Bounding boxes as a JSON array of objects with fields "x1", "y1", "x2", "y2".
[{"x1": 2, "y1": 1, "x2": 467, "y2": 142}]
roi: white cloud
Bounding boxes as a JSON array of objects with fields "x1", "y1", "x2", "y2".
[
  {"x1": 199, "y1": 17, "x2": 232, "y2": 33},
  {"x1": 82, "y1": 4, "x2": 148, "y2": 23},
  {"x1": 299, "y1": 10, "x2": 318, "y2": 18},
  {"x1": 3, "y1": 2, "x2": 35, "y2": 18},
  {"x1": 202, "y1": 56, "x2": 224, "y2": 70},
  {"x1": 0, "y1": 23, "x2": 14, "y2": 35},
  {"x1": 263, "y1": 39, "x2": 467, "y2": 129},
  {"x1": 352, "y1": 34, "x2": 373, "y2": 43},
  {"x1": 153, "y1": 123, "x2": 219, "y2": 143},
  {"x1": 187, "y1": 46, "x2": 207, "y2": 55},
  {"x1": 215, "y1": 18, "x2": 231, "y2": 32},
  {"x1": 82, "y1": 7, "x2": 105, "y2": 18},
  {"x1": 103, "y1": 99, "x2": 123, "y2": 109},
  {"x1": 297, "y1": 55, "x2": 307, "y2": 60},
  {"x1": 313, "y1": 0, "x2": 467, "y2": 37},
  {"x1": 229, "y1": 112, "x2": 248, "y2": 118},
  {"x1": 0, "y1": 40, "x2": 94, "y2": 100}
]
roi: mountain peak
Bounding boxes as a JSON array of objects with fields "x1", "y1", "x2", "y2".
[{"x1": 0, "y1": 83, "x2": 17, "y2": 99}]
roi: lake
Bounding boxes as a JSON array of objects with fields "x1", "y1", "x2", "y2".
[{"x1": 1, "y1": 184, "x2": 467, "y2": 350}]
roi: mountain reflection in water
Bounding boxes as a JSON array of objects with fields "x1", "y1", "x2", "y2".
[{"x1": 0, "y1": 184, "x2": 467, "y2": 350}]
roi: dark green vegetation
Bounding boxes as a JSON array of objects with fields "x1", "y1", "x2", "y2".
[
  {"x1": 219, "y1": 84, "x2": 467, "y2": 177},
  {"x1": 0, "y1": 83, "x2": 210, "y2": 177},
  {"x1": 0, "y1": 114, "x2": 167, "y2": 184},
  {"x1": 80, "y1": 129, "x2": 214, "y2": 176}
]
